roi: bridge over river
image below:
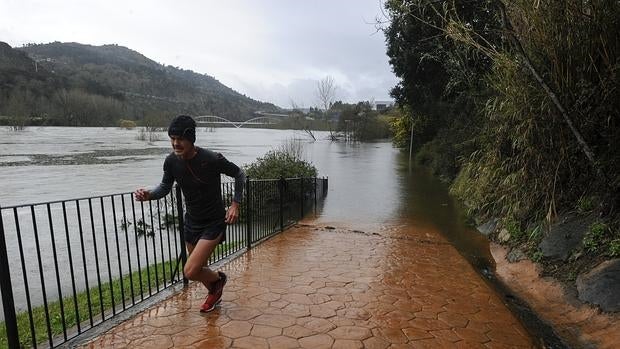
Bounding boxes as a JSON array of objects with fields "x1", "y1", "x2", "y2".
[{"x1": 195, "y1": 112, "x2": 289, "y2": 128}]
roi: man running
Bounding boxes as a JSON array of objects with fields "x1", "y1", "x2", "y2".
[{"x1": 134, "y1": 115, "x2": 245, "y2": 312}]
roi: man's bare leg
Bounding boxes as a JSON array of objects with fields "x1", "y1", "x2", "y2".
[
  {"x1": 185, "y1": 242, "x2": 215, "y2": 291},
  {"x1": 183, "y1": 233, "x2": 223, "y2": 289}
]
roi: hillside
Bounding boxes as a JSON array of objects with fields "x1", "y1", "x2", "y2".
[{"x1": 0, "y1": 41, "x2": 279, "y2": 126}]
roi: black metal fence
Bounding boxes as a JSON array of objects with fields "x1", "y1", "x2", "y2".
[{"x1": 0, "y1": 177, "x2": 328, "y2": 349}]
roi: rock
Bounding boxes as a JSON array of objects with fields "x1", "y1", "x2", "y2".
[
  {"x1": 324, "y1": 226, "x2": 335, "y2": 230},
  {"x1": 498, "y1": 228, "x2": 511, "y2": 242},
  {"x1": 507, "y1": 248, "x2": 527, "y2": 263},
  {"x1": 477, "y1": 219, "x2": 498, "y2": 236},
  {"x1": 576, "y1": 259, "x2": 620, "y2": 312},
  {"x1": 538, "y1": 213, "x2": 596, "y2": 261}
]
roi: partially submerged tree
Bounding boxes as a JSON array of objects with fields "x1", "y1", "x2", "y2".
[
  {"x1": 316, "y1": 76, "x2": 337, "y2": 112},
  {"x1": 316, "y1": 76, "x2": 338, "y2": 140},
  {"x1": 290, "y1": 98, "x2": 316, "y2": 141},
  {"x1": 5, "y1": 89, "x2": 30, "y2": 130}
]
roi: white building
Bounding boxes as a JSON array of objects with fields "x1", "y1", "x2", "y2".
[{"x1": 374, "y1": 100, "x2": 395, "y2": 111}]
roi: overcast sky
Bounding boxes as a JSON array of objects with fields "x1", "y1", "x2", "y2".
[{"x1": 0, "y1": 0, "x2": 398, "y2": 108}]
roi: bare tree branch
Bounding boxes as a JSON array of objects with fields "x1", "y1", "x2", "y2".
[{"x1": 316, "y1": 76, "x2": 337, "y2": 112}]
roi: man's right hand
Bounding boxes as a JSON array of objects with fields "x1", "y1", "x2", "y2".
[{"x1": 134, "y1": 188, "x2": 151, "y2": 201}]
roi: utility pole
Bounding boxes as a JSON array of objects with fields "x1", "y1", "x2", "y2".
[{"x1": 409, "y1": 116, "x2": 414, "y2": 162}]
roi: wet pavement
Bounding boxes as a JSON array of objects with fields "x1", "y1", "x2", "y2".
[{"x1": 79, "y1": 221, "x2": 536, "y2": 348}]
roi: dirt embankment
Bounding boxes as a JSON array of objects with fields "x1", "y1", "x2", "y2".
[{"x1": 491, "y1": 243, "x2": 620, "y2": 349}]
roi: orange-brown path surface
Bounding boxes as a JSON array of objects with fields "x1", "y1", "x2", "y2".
[{"x1": 80, "y1": 222, "x2": 536, "y2": 348}]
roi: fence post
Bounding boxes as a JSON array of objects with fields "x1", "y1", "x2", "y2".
[
  {"x1": 325, "y1": 177, "x2": 329, "y2": 195},
  {"x1": 300, "y1": 177, "x2": 304, "y2": 219},
  {"x1": 175, "y1": 186, "x2": 188, "y2": 285},
  {"x1": 0, "y1": 207, "x2": 20, "y2": 349},
  {"x1": 314, "y1": 177, "x2": 317, "y2": 215},
  {"x1": 245, "y1": 177, "x2": 252, "y2": 250},
  {"x1": 278, "y1": 177, "x2": 284, "y2": 232}
]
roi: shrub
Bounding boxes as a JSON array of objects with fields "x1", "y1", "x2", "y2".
[
  {"x1": 118, "y1": 119, "x2": 137, "y2": 129},
  {"x1": 240, "y1": 140, "x2": 319, "y2": 222},
  {"x1": 244, "y1": 140, "x2": 317, "y2": 179},
  {"x1": 414, "y1": 137, "x2": 458, "y2": 182}
]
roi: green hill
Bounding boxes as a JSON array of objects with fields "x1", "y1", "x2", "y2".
[{"x1": 0, "y1": 41, "x2": 279, "y2": 126}]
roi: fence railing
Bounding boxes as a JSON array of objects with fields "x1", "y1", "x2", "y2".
[{"x1": 0, "y1": 177, "x2": 328, "y2": 349}]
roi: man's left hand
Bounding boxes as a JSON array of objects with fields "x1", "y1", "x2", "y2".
[{"x1": 225, "y1": 202, "x2": 240, "y2": 224}]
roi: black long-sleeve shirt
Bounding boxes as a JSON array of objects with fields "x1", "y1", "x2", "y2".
[{"x1": 150, "y1": 147, "x2": 245, "y2": 227}]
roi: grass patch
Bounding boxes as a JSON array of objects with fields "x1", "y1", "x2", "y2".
[
  {"x1": 609, "y1": 239, "x2": 620, "y2": 257},
  {"x1": 506, "y1": 219, "x2": 525, "y2": 242},
  {"x1": 212, "y1": 240, "x2": 244, "y2": 259},
  {"x1": 583, "y1": 222, "x2": 609, "y2": 253},
  {"x1": 0, "y1": 258, "x2": 178, "y2": 349},
  {"x1": 576, "y1": 195, "x2": 596, "y2": 213},
  {"x1": 530, "y1": 250, "x2": 544, "y2": 263}
]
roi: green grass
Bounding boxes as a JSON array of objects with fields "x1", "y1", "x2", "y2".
[
  {"x1": 211, "y1": 240, "x2": 244, "y2": 260},
  {"x1": 530, "y1": 250, "x2": 544, "y2": 263},
  {"x1": 0, "y1": 240, "x2": 243, "y2": 348},
  {"x1": 583, "y1": 222, "x2": 609, "y2": 253},
  {"x1": 609, "y1": 239, "x2": 620, "y2": 257},
  {"x1": 0, "y1": 258, "x2": 178, "y2": 349},
  {"x1": 576, "y1": 195, "x2": 596, "y2": 213},
  {"x1": 503, "y1": 217, "x2": 525, "y2": 242}
]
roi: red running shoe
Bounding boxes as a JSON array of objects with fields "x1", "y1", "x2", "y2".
[{"x1": 200, "y1": 271, "x2": 227, "y2": 313}]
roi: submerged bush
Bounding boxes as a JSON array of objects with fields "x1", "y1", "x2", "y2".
[
  {"x1": 244, "y1": 150, "x2": 317, "y2": 179},
  {"x1": 118, "y1": 119, "x2": 136, "y2": 129},
  {"x1": 244, "y1": 140, "x2": 317, "y2": 179}
]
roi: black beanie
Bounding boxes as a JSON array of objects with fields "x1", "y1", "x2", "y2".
[{"x1": 168, "y1": 115, "x2": 196, "y2": 143}]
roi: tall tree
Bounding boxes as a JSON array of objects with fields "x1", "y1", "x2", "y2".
[
  {"x1": 316, "y1": 76, "x2": 337, "y2": 112},
  {"x1": 383, "y1": 0, "x2": 620, "y2": 223}
]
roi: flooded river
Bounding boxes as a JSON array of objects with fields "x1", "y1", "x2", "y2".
[{"x1": 1, "y1": 126, "x2": 402, "y2": 227}]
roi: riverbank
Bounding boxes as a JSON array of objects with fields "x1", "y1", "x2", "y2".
[
  {"x1": 473, "y1": 210, "x2": 619, "y2": 347},
  {"x1": 491, "y1": 243, "x2": 620, "y2": 348},
  {"x1": 411, "y1": 154, "x2": 620, "y2": 346}
]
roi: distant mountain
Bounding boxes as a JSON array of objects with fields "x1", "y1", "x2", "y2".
[
  {"x1": 0, "y1": 41, "x2": 66, "y2": 95},
  {"x1": 0, "y1": 41, "x2": 279, "y2": 126}
]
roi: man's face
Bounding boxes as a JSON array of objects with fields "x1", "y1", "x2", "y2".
[{"x1": 170, "y1": 135, "x2": 194, "y2": 159}]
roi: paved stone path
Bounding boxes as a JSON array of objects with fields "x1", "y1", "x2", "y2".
[{"x1": 80, "y1": 222, "x2": 535, "y2": 348}]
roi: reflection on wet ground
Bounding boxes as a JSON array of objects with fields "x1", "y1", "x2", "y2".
[{"x1": 80, "y1": 222, "x2": 536, "y2": 348}]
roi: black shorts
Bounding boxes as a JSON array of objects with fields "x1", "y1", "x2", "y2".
[{"x1": 183, "y1": 218, "x2": 227, "y2": 245}]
